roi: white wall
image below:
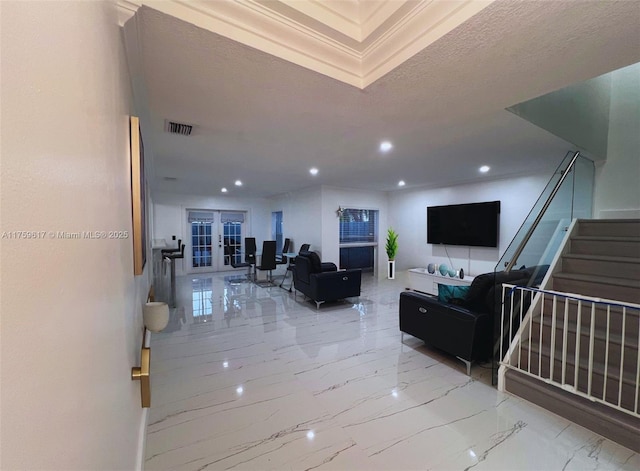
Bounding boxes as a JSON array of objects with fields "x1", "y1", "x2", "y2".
[
  {"x1": 388, "y1": 174, "x2": 549, "y2": 276},
  {"x1": 268, "y1": 186, "x2": 323, "y2": 254},
  {"x1": 508, "y1": 74, "x2": 612, "y2": 159},
  {"x1": 1, "y1": 2, "x2": 147, "y2": 469},
  {"x1": 594, "y1": 62, "x2": 640, "y2": 219},
  {"x1": 152, "y1": 192, "x2": 271, "y2": 275},
  {"x1": 268, "y1": 186, "x2": 389, "y2": 276}
]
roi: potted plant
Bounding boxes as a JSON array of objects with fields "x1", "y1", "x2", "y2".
[{"x1": 385, "y1": 228, "x2": 398, "y2": 279}]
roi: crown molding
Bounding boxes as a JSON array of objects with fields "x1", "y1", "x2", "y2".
[
  {"x1": 360, "y1": 1, "x2": 408, "y2": 40},
  {"x1": 119, "y1": 0, "x2": 494, "y2": 88},
  {"x1": 276, "y1": 0, "x2": 362, "y2": 41},
  {"x1": 361, "y1": 0, "x2": 495, "y2": 87}
]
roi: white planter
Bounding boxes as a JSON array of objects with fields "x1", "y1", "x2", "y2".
[
  {"x1": 388, "y1": 260, "x2": 395, "y2": 279},
  {"x1": 143, "y1": 302, "x2": 169, "y2": 332}
]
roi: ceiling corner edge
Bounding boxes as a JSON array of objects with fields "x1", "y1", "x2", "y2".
[{"x1": 117, "y1": 0, "x2": 142, "y2": 26}]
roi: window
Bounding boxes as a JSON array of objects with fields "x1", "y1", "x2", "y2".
[
  {"x1": 339, "y1": 208, "x2": 378, "y2": 271},
  {"x1": 339, "y1": 208, "x2": 378, "y2": 244}
]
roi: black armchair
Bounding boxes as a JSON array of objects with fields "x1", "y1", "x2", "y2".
[
  {"x1": 399, "y1": 265, "x2": 549, "y2": 374},
  {"x1": 293, "y1": 251, "x2": 362, "y2": 309}
]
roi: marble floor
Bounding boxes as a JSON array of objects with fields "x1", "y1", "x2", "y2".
[{"x1": 145, "y1": 271, "x2": 638, "y2": 470}]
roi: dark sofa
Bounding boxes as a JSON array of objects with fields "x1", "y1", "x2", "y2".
[
  {"x1": 399, "y1": 265, "x2": 548, "y2": 374},
  {"x1": 294, "y1": 251, "x2": 362, "y2": 309}
]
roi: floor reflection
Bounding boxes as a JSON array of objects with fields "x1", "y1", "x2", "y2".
[
  {"x1": 191, "y1": 277, "x2": 213, "y2": 324},
  {"x1": 146, "y1": 271, "x2": 639, "y2": 471}
]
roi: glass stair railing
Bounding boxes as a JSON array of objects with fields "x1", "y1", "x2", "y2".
[{"x1": 491, "y1": 150, "x2": 595, "y2": 383}]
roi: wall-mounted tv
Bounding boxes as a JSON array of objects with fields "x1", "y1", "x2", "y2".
[{"x1": 427, "y1": 201, "x2": 500, "y2": 248}]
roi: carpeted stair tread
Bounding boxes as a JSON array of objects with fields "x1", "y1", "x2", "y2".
[
  {"x1": 571, "y1": 235, "x2": 640, "y2": 242},
  {"x1": 504, "y1": 369, "x2": 640, "y2": 453},
  {"x1": 523, "y1": 344, "x2": 638, "y2": 385},
  {"x1": 531, "y1": 316, "x2": 640, "y2": 349},
  {"x1": 553, "y1": 272, "x2": 640, "y2": 289},
  {"x1": 562, "y1": 253, "x2": 640, "y2": 264}
]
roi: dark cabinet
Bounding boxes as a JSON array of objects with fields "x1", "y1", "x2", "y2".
[{"x1": 340, "y1": 246, "x2": 374, "y2": 272}]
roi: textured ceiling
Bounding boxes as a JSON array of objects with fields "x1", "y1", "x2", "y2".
[{"x1": 126, "y1": 0, "x2": 640, "y2": 198}]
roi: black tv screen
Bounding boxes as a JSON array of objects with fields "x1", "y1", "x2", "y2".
[{"x1": 427, "y1": 201, "x2": 500, "y2": 247}]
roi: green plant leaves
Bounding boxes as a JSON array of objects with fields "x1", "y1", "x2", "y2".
[{"x1": 386, "y1": 228, "x2": 398, "y2": 260}]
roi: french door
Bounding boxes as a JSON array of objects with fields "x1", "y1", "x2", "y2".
[{"x1": 187, "y1": 210, "x2": 246, "y2": 273}]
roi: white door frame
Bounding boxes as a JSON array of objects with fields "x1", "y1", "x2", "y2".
[{"x1": 185, "y1": 209, "x2": 247, "y2": 273}]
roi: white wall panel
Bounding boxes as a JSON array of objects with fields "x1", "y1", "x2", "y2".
[{"x1": 389, "y1": 175, "x2": 549, "y2": 276}]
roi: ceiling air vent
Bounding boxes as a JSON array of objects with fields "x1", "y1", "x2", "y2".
[{"x1": 165, "y1": 120, "x2": 193, "y2": 136}]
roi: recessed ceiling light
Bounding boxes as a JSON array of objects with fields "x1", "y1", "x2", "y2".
[
  {"x1": 221, "y1": 187, "x2": 227, "y2": 193},
  {"x1": 235, "y1": 180, "x2": 242, "y2": 186},
  {"x1": 479, "y1": 165, "x2": 490, "y2": 173},
  {"x1": 398, "y1": 180, "x2": 406, "y2": 187},
  {"x1": 309, "y1": 167, "x2": 319, "y2": 176},
  {"x1": 380, "y1": 141, "x2": 393, "y2": 153}
]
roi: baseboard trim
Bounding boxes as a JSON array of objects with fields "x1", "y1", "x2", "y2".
[
  {"x1": 505, "y1": 369, "x2": 639, "y2": 453},
  {"x1": 136, "y1": 408, "x2": 149, "y2": 471}
]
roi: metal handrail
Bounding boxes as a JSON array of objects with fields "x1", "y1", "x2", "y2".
[{"x1": 505, "y1": 151, "x2": 581, "y2": 272}]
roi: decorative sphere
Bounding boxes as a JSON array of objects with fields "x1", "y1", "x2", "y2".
[
  {"x1": 448, "y1": 269, "x2": 457, "y2": 277},
  {"x1": 427, "y1": 263, "x2": 435, "y2": 274},
  {"x1": 439, "y1": 264, "x2": 449, "y2": 276}
]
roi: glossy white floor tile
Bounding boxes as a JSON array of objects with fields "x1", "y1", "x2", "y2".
[{"x1": 145, "y1": 271, "x2": 639, "y2": 470}]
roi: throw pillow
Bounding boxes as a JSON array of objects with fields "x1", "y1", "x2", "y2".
[{"x1": 438, "y1": 284, "x2": 470, "y2": 304}]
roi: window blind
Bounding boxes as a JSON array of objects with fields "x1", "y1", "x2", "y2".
[
  {"x1": 221, "y1": 212, "x2": 245, "y2": 223},
  {"x1": 188, "y1": 211, "x2": 214, "y2": 223},
  {"x1": 339, "y1": 209, "x2": 378, "y2": 243}
]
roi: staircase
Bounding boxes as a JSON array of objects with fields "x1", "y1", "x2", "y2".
[{"x1": 503, "y1": 219, "x2": 640, "y2": 452}]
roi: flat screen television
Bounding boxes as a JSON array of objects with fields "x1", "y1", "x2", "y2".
[{"x1": 427, "y1": 201, "x2": 500, "y2": 247}]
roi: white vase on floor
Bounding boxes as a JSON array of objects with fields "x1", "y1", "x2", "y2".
[
  {"x1": 143, "y1": 302, "x2": 169, "y2": 332},
  {"x1": 388, "y1": 260, "x2": 395, "y2": 279}
]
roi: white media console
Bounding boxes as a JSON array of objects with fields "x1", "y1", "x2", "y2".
[{"x1": 407, "y1": 268, "x2": 474, "y2": 296}]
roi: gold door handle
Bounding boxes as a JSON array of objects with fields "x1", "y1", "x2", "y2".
[{"x1": 131, "y1": 328, "x2": 151, "y2": 408}]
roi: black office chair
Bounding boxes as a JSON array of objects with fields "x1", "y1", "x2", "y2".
[
  {"x1": 256, "y1": 240, "x2": 277, "y2": 286},
  {"x1": 244, "y1": 237, "x2": 257, "y2": 281},
  {"x1": 226, "y1": 242, "x2": 252, "y2": 281},
  {"x1": 161, "y1": 239, "x2": 182, "y2": 256}
]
